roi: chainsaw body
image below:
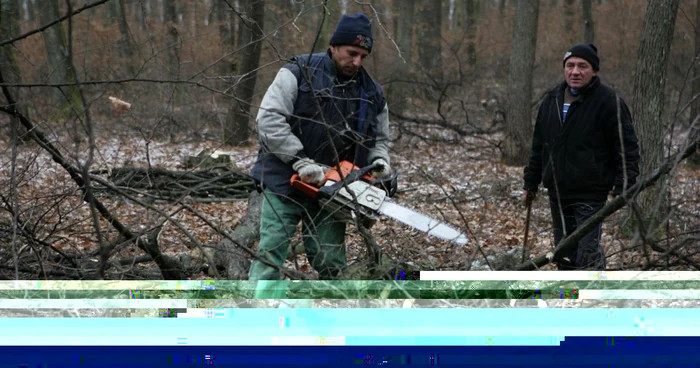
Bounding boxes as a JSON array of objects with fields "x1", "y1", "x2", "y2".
[
  {"x1": 290, "y1": 161, "x2": 392, "y2": 228},
  {"x1": 290, "y1": 161, "x2": 469, "y2": 246}
]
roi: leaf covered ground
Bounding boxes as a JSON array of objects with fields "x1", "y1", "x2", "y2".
[{"x1": 1, "y1": 122, "x2": 699, "y2": 279}]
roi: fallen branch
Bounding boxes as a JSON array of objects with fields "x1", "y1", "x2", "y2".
[{"x1": 0, "y1": 70, "x2": 185, "y2": 280}]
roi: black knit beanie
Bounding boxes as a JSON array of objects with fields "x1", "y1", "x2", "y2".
[
  {"x1": 329, "y1": 13, "x2": 373, "y2": 52},
  {"x1": 563, "y1": 43, "x2": 599, "y2": 71}
]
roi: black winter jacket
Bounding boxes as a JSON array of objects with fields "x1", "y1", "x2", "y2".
[{"x1": 523, "y1": 77, "x2": 640, "y2": 201}]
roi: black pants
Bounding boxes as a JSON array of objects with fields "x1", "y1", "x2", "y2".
[{"x1": 549, "y1": 198, "x2": 606, "y2": 270}]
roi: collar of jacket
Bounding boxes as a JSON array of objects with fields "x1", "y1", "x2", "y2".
[
  {"x1": 305, "y1": 49, "x2": 378, "y2": 98},
  {"x1": 550, "y1": 76, "x2": 601, "y2": 99}
]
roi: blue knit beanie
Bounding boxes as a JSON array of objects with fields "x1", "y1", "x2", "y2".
[{"x1": 329, "y1": 13, "x2": 373, "y2": 52}]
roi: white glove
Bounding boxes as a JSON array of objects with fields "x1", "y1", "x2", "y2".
[
  {"x1": 292, "y1": 158, "x2": 326, "y2": 186},
  {"x1": 371, "y1": 158, "x2": 391, "y2": 179}
]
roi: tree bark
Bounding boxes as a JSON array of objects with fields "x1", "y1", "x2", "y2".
[
  {"x1": 38, "y1": 0, "x2": 83, "y2": 118},
  {"x1": 25, "y1": 0, "x2": 36, "y2": 23},
  {"x1": 215, "y1": 0, "x2": 235, "y2": 91},
  {"x1": 563, "y1": 0, "x2": 576, "y2": 44},
  {"x1": 416, "y1": 0, "x2": 443, "y2": 84},
  {"x1": 451, "y1": 0, "x2": 463, "y2": 31},
  {"x1": 105, "y1": 0, "x2": 118, "y2": 25},
  {"x1": 138, "y1": 0, "x2": 150, "y2": 31},
  {"x1": 499, "y1": 0, "x2": 506, "y2": 21},
  {"x1": 388, "y1": 0, "x2": 415, "y2": 115},
  {"x1": 396, "y1": 0, "x2": 415, "y2": 67},
  {"x1": 163, "y1": 0, "x2": 179, "y2": 81},
  {"x1": 582, "y1": 0, "x2": 595, "y2": 44},
  {"x1": 502, "y1": 0, "x2": 539, "y2": 166},
  {"x1": 692, "y1": 0, "x2": 700, "y2": 126},
  {"x1": 630, "y1": 0, "x2": 680, "y2": 231},
  {"x1": 0, "y1": 0, "x2": 22, "y2": 95},
  {"x1": 114, "y1": 0, "x2": 135, "y2": 77},
  {"x1": 0, "y1": 0, "x2": 27, "y2": 141},
  {"x1": 465, "y1": 0, "x2": 477, "y2": 67},
  {"x1": 313, "y1": 0, "x2": 336, "y2": 53},
  {"x1": 223, "y1": 0, "x2": 264, "y2": 146}
]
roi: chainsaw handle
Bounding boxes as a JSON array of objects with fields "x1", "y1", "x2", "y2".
[
  {"x1": 317, "y1": 162, "x2": 380, "y2": 199},
  {"x1": 290, "y1": 161, "x2": 380, "y2": 199},
  {"x1": 290, "y1": 173, "x2": 320, "y2": 198},
  {"x1": 369, "y1": 168, "x2": 399, "y2": 197}
]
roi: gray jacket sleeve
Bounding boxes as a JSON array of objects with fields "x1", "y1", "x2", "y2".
[
  {"x1": 367, "y1": 103, "x2": 391, "y2": 165},
  {"x1": 256, "y1": 67, "x2": 303, "y2": 164}
]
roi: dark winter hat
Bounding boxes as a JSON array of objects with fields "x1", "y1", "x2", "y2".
[
  {"x1": 329, "y1": 13, "x2": 373, "y2": 52},
  {"x1": 563, "y1": 43, "x2": 599, "y2": 71}
]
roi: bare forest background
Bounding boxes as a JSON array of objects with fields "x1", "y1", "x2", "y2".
[{"x1": 0, "y1": 0, "x2": 699, "y2": 281}]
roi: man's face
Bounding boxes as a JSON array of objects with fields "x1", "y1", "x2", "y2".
[
  {"x1": 564, "y1": 57, "x2": 596, "y2": 89},
  {"x1": 330, "y1": 45, "x2": 369, "y2": 77}
]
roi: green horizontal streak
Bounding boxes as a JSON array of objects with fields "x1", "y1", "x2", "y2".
[{"x1": 0, "y1": 289, "x2": 579, "y2": 300}]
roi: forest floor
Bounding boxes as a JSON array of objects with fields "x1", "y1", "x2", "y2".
[{"x1": 1, "y1": 120, "x2": 700, "y2": 279}]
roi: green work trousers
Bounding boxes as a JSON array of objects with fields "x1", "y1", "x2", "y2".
[{"x1": 249, "y1": 189, "x2": 347, "y2": 297}]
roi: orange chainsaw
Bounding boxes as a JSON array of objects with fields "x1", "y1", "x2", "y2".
[{"x1": 290, "y1": 160, "x2": 468, "y2": 246}]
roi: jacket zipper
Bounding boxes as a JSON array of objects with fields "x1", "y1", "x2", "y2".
[{"x1": 556, "y1": 96, "x2": 564, "y2": 128}]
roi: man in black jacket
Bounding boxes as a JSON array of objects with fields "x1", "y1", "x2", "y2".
[{"x1": 522, "y1": 43, "x2": 640, "y2": 270}]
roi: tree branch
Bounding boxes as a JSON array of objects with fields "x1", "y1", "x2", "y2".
[
  {"x1": 0, "y1": 0, "x2": 111, "y2": 47},
  {"x1": 0, "y1": 70, "x2": 184, "y2": 280}
]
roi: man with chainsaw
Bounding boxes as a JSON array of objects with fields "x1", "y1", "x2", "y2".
[
  {"x1": 248, "y1": 13, "x2": 392, "y2": 282},
  {"x1": 522, "y1": 43, "x2": 640, "y2": 270}
]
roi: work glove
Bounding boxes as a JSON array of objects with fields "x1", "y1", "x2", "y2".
[
  {"x1": 371, "y1": 158, "x2": 391, "y2": 179},
  {"x1": 292, "y1": 158, "x2": 326, "y2": 186}
]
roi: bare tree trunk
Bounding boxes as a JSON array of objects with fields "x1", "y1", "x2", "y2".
[
  {"x1": 388, "y1": 0, "x2": 415, "y2": 115},
  {"x1": 25, "y1": 0, "x2": 36, "y2": 23},
  {"x1": 163, "y1": 0, "x2": 179, "y2": 81},
  {"x1": 194, "y1": 0, "x2": 203, "y2": 37},
  {"x1": 563, "y1": 0, "x2": 576, "y2": 44},
  {"x1": 138, "y1": 0, "x2": 150, "y2": 31},
  {"x1": 499, "y1": 0, "x2": 506, "y2": 21},
  {"x1": 113, "y1": 0, "x2": 135, "y2": 77},
  {"x1": 465, "y1": 0, "x2": 477, "y2": 67},
  {"x1": 416, "y1": 0, "x2": 443, "y2": 84},
  {"x1": 582, "y1": 0, "x2": 595, "y2": 44},
  {"x1": 38, "y1": 0, "x2": 83, "y2": 118},
  {"x1": 163, "y1": 0, "x2": 181, "y2": 106},
  {"x1": 692, "y1": 0, "x2": 700, "y2": 127},
  {"x1": 0, "y1": 0, "x2": 27, "y2": 142},
  {"x1": 369, "y1": 0, "x2": 389, "y2": 72},
  {"x1": 0, "y1": 0, "x2": 22, "y2": 94},
  {"x1": 451, "y1": 0, "x2": 462, "y2": 31},
  {"x1": 105, "y1": 0, "x2": 118, "y2": 25},
  {"x1": 396, "y1": 0, "x2": 415, "y2": 65},
  {"x1": 215, "y1": 0, "x2": 234, "y2": 91},
  {"x1": 224, "y1": 0, "x2": 264, "y2": 146},
  {"x1": 503, "y1": 0, "x2": 539, "y2": 166},
  {"x1": 313, "y1": 0, "x2": 336, "y2": 53},
  {"x1": 631, "y1": 0, "x2": 680, "y2": 232}
]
